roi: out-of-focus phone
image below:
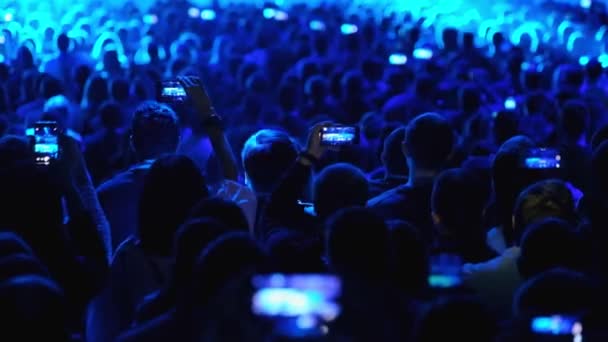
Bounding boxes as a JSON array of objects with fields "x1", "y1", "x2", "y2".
[
  {"x1": 200, "y1": 9, "x2": 216, "y2": 21},
  {"x1": 389, "y1": 53, "x2": 407, "y2": 65},
  {"x1": 429, "y1": 254, "x2": 463, "y2": 289},
  {"x1": 504, "y1": 96, "x2": 517, "y2": 110},
  {"x1": 522, "y1": 148, "x2": 561, "y2": 169},
  {"x1": 340, "y1": 23, "x2": 358, "y2": 35},
  {"x1": 188, "y1": 7, "x2": 200, "y2": 18},
  {"x1": 309, "y1": 20, "x2": 326, "y2": 31},
  {"x1": 413, "y1": 48, "x2": 433, "y2": 60},
  {"x1": 320, "y1": 125, "x2": 360, "y2": 146},
  {"x1": 160, "y1": 81, "x2": 187, "y2": 102},
  {"x1": 274, "y1": 10, "x2": 288, "y2": 21},
  {"x1": 32, "y1": 121, "x2": 60, "y2": 166},
  {"x1": 531, "y1": 315, "x2": 583, "y2": 340},
  {"x1": 252, "y1": 274, "x2": 341, "y2": 338}
]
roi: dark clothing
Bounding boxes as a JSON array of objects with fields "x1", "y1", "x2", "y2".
[
  {"x1": 368, "y1": 175, "x2": 409, "y2": 199},
  {"x1": 367, "y1": 178, "x2": 435, "y2": 244},
  {"x1": 433, "y1": 233, "x2": 498, "y2": 264}
]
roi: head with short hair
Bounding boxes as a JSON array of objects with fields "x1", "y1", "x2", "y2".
[
  {"x1": 190, "y1": 233, "x2": 264, "y2": 307},
  {"x1": 39, "y1": 74, "x2": 63, "y2": 100},
  {"x1": 432, "y1": 168, "x2": 488, "y2": 238},
  {"x1": 559, "y1": 100, "x2": 589, "y2": 140},
  {"x1": 381, "y1": 127, "x2": 408, "y2": 176},
  {"x1": 82, "y1": 74, "x2": 109, "y2": 105},
  {"x1": 359, "y1": 112, "x2": 384, "y2": 142},
  {"x1": 404, "y1": 113, "x2": 454, "y2": 171},
  {"x1": 514, "y1": 268, "x2": 596, "y2": 316},
  {"x1": 57, "y1": 33, "x2": 70, "y2": 53},
  {"x1": 130, "y1": 101, "x2": 180, "y2": 160},
  {"x1": 0, "y1": 275, "x2": 68, "y2": 341},
  {"x1": 586, "y1": 59, "x2": 604, "y2": 83},
  {"x1": 188, "y1": 197, "x2": 249, "y2": 232},
  {"x1": 314, "y1": 163, "x2": 369, "y2": 220},
  {"x1": 492, "y1": 135, "x2": 535, "y2": 241},
  {"x1": 325, "y1": 208, "x2": 389, "y2": 278},
  {"x1": 110, "y1": 78, "x2": 130, "y2": 102},
  {"x1": 517, "y1": 219, "x2": 584, "y2": 279},
  {"x1": 304, "y1": 75, "x2": 328, "y2": 102},
  {"x1": 138, "y1": 155, "x2": 209, "y2": 257},
  {"x1": 98, "y1": 101, "x2": 123, "y2": 130},
  {"x1": 513, "y1": 180, "x2": 576, "y2": 244},
  {"x1": 416, "y1": 296, "x2": 496, "y2": 342},
  {"x1": 458, "y1": 84, "x2": 482, "y2": 113},
  {"x1": 173, "y1": 218, "x2": 230, "y2": 287},
  {"x1": 241, "y1": 129, "x2": 299, "y2": 194},
  {"x1": 492, "y1": 110, "x2": 519, "y2": 146}
]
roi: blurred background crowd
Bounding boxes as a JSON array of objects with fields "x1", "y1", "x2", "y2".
[{"x1": 1, "y1": 0, "x2": 608, "y2": 340}]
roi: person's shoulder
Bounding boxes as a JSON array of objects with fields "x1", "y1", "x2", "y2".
[
  {"x1": 116, "y1": 310, "x2": 177, "y2": 342},
  {"x1": 97, "y1": 166, "x2": 147, "y2": 194},
  {"x1": 367, "y1": 185, "x2": 406, "y2": 207}
]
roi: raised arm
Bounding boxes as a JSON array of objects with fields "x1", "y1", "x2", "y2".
[{"x1": 179, "y1": 76, "x2": 239, "y2": 181}]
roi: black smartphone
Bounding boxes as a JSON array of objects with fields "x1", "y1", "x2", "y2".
[
  {"x1": 320, "y1": 125, "x2": 360, "y2": 146},
  {"x1": 160, "y1": 80, "x2": 187, "y2": 103},
  {"x1": 33, "y1": 121, "x2": 60, "y2": 166}
]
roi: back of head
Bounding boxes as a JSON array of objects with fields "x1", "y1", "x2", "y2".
[
  {"x1": 264, "y1": 229, "x2": 325, "y2": 273},
  {"x1": 414, "y1": 75, "x2": 435, "y2": 98},
  {"x1": 416, "y1": 295, "x2": 496, "y2": 342},
  {"x1": 39, "y1": 74, "x2": 64, "y2": 100},
  {"x1": 188, "y1": 197, "x2": 249, "y2": 232},
  {"x1": 110, "y1": 78, "x2": 130, "y2": 102},
  {"x1": 517, "y1": 219, "x2": 583, "y2": 279},
  {"x1": 559, "y1": 100, "x2": 589, "y2": 140},
  {"x1": 173, "y1": 218, "x2": 229, "y2": 287},
  {"x1": 57, "y1": 33, "x2": 69, "y2": 53},
  {"x1": 83, "y1": 75, "x2": 109, "y2": 104},
  {"x1": 341, "y1": 71, "x2": 364, "y2": 98},
  {"x1": 514, "y1": 268, "x2": 596, "y2": 316},
  {"x1": 241, "y1": 129, "x2": 299, "y2": 194},
  {"x1": 191, "y1": 233, "x2": 264, "y2": 307},
  {"x1": 432, "y1": 168, "x2": 487, "y2": 235},
  {"x1": 405, "y1": 113, "x2": 454, "y2": 170},
  {"x1": 359, "y1": 112, "x2": 384, "y2": 141},
  {"x1": 513, "y1": 180, "x2": 576, "y2": 244},
  {"x1": 586, "y1": 59, "x2": 603, "y2": 82},
  {"x1": 492, "y1": 110, "x2": 520, "y2": 146},
  {"x1": 0, "y1": 275, "x2": 68, "y2": 340},
  {"x1": 314, "y1": 163, "x2": 369, "y2": 220},
  {"x1": 381, "y1": 127, "x2": 408, "y2": 176},
  {"x1": 0, "y1": 232, "x2": 33, "y2": 259},
  {"x1": 99, "y1": 101, "x2": 123, "y2": 130},
  {"x1": 0, "y1": 253, "x2": 49, "y2": 281},
  {"x1": 131, "y1": 101, "x2": 180, "y2": 160},
  {"x1": 139, "y1": 155, "x2": 209, "y2": 257},
  {"x1": 458, "y1": 84, "x2": 482, "y2": 113},
  {"x1": 325, "y1": 208, "x2": 389, "y2": 278},
  {"x1": 304, "y1": 75, "x2": 328, "y2": 100},
  {"x1": 492, "y1": 135, "x2": 535, "y2": 236}
]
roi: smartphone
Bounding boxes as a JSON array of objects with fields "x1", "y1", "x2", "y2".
[
  {"x1": 252, "y1": 274, "x2": 341, "y2": 338},
  {"x1": 340, "y1": 23, "x2": 358, "y2": 35},
  {"x1": 200, "y1": 9, "x2": 216, "y2": 21},
  {"x1": 522, "y1": 148, "x2": 561, "y2": 169},
  {"x1": 413, "y1": 48, "x2": 433, "y2": 60},
  {"x1": 263, "y1": 8, "x2": 277, "y2": 19},
  {"x1": 504, "y1": 97, "x2": 517, "y2": 110},
  {"x1": 33, "y1": 121, "x2": 60, "y2": 166},
  {"x1": 320, "y1": 125, "x2": 360, "y2": 146},
  {"x1": 309, "y1": 20, "x2": 326, "y2": 31},
  {"x1": 531, "y1": 315, "x2": 582, "y2": 336},
  {"x1": 429, "y1": 254, "x2": 463, "y2": 288},
  {"x1": 389, "y1": 53, "x2": 407, "y2": 65},
  {"x1": 160, "y1": 81, "x2": 187, "y2": 102}
]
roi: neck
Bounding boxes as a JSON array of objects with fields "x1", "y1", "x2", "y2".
[{"x1": 407, "y1": 167, "x2": 437, "y2": 186}]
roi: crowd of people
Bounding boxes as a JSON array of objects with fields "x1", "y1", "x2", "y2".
[{"x1": 1, "y1": 0, "x2": 608, "y2": 340}]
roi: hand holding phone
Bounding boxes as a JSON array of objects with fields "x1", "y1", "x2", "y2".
[{"x1": 177, "y1": 76, "x2": 216, "y2": 119}]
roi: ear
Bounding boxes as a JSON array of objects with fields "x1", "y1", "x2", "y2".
[{"x1": 432, "y1": 211, "x2": 441, "y2": 225}]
